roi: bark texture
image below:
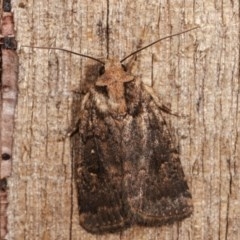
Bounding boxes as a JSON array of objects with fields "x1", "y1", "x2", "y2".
[
  {"x1": 8, "y1": 0, "x2": 240, "y2": 240},
  {"x1": 0, "y1": 0, "x2": 18, "y2": 238}
]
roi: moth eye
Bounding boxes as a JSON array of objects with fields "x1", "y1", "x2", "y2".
[
  {"x1": 99, "y1": 65, "x2": 105, "y2": 75},
  {"x1": 121, "y1": 64, "x2": 127, "y2": 72}
]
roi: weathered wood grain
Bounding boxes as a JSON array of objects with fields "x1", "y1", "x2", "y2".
[{"x1": 8, "y1": 0, "x2": 240, "y2": 239}]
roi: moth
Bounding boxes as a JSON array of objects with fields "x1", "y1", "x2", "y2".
[{"x1": 23, "y1": 27, "x2": 197, "y2": 234}]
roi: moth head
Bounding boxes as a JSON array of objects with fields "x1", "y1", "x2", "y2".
[
  {"x1": 96, "y1": 59, "x2": 133, "y2": 87},
  {"x1": 98, "y1": 63, "x2": 127, "y2": 76}
]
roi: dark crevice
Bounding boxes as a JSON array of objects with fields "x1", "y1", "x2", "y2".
[
  {"x1": 3, "y1": 0, "x2": 11, "y2": 12},
  {"x1": 0, "y1": 178, "x2": 7, "y2": 192},
  {"x1": 1, "y1": 37, "x2": 17, "y2": 50}
]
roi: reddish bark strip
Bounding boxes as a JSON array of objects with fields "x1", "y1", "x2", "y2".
[
  {"x1": 0, "y1": 179, "x2": 7, "y2": 238},
  {"x1": 0, "y1": 0, "x2": 18, "y2": 238},
  {"x1": 1, "y1": 4, "x2": 18, "y2": 178}
]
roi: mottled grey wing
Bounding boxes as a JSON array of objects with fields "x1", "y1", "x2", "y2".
[
  {"x1": 123, "y1": 85, "x2": 193, "y2": 226},
  {"x1": 76, "y1": 98, "x2": 130, "y2": 233}
]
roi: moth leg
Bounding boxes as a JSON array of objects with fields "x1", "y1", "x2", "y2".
[
  {"x1": 55, "y1": 119, "x2": 80, "y2": 142},
  {"x1": 143, "y1": 84, "x2": 186, "y2": 117},
  {"x1": 66, "y1": 119, "x2": 80, "y2": 137}
]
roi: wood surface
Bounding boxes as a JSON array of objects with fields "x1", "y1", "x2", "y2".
[{"x1": 6, "y1": 0, "x2": 240, "y2": 239}]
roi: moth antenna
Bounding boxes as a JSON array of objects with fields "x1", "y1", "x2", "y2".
[
  {"x1": 21, "y1": 45, "x2": 105, "y2": 65},
  {"x1": 120, "y1": 26, "x2": 199, "y2": 63}
]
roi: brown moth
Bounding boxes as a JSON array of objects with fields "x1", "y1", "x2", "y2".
[{"x1": 23, "y1": 27, "x2": 197, "y2": 234}]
